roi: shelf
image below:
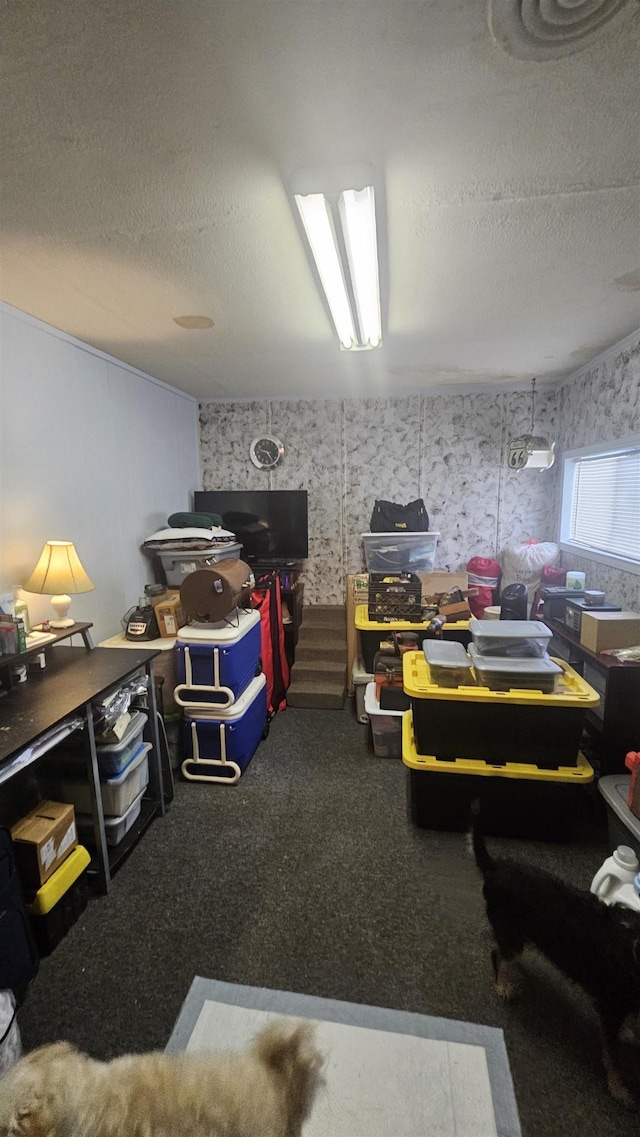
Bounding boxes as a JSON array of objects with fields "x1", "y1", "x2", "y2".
[{"x1": 0, "y1": 622, "x2": 94, "y2": 676}]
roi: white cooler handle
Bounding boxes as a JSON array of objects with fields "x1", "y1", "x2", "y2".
[
  {"x1": 181, "y1": 720, "x2": 241, "y2": 785},
  {"x1": 174, "y1": 645, "x2": 234, "y2": 709}
]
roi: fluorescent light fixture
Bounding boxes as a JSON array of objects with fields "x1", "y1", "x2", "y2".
[{"x1": 295, "y1": 185, "x2": 382, "y2": 350}]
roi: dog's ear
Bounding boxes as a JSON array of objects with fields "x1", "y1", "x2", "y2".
[
  {"x1": 253, "y1": 1023, "x2": 323, "y2": 1134},
  {"x1": 6, "y1": 1101, "x2": 55, "y2": 1137}
]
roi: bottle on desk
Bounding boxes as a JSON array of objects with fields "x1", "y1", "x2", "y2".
[{"x1": 12, "y1": 587, "x2": 31, "y2": 635}]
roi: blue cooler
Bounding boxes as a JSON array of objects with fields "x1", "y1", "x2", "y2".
[
  {"x1": 181, "y1": 673, "x2": 268, "y2": 784},
  {"x1": 175, "y1": 609, "x2": 261, "y2": 710}
]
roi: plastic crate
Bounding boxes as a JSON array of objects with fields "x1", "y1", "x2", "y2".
[
  {"x1": 27, "y1": 846, "x2": 91, "y2": 956},
  {"x1": 361, "y1": 532, "x2": 440, "y2": 573},
  {"x1": 403, "y1": 650, "x2": 599, "y2": 769},
  {"x1": 95, "y1": 711, "x2": 148, "y2": 776},
  {"x1": 355, "y1": 606, "x2": 471, "y2": 672},
  {"x1": 467, "y1": 644, "x2": 561, "y2": 694},
  {"x1": 77, "y1": 788, "x2": 146, "y2": 848},
  {"x1": 175, "y1": 609, "x2": 261, "y2": 709},
  {"x1": 403, "y1": 710, "x2": 594, "y2": 839},
  {"x1": 469, "y1": 619, "x2": 553, "y2": 658},
  {"x1": 367, "y1": 573, "x2": 423, "y2": 623},
  {"x1": 44, "y1": 744, "x2": 151, "y2": 817},
  {"x1": 156, "y1": 544, "x2": 243, "y2": 587}
]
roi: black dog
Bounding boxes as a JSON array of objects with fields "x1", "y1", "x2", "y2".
[{"x1": 471, "y1": 810, "x2": 640, "y2": 1107}]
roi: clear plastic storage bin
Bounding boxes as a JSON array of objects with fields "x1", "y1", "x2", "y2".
[
  {"x1": 361, "y1": 532, "x2": 440, "y2": 573},
  {"x1": 469, "y1": 619, "x2": 553, "y2": 658},
  {"x1": 364, "y1": 682, "x2": 404, "y2": 758},
  {"x1": 423, "y1": 641, "x2": 474, "y2": 688},
  {"x1": 77, "y1": 788, "x2": 146, "y2": 847},
  {"x1": 47, "y1": 744, "x2": 151, "y2": 816},
  {"x1": 468, "y1": 644, "x2": 562, "y2": 693},
  {"x1": 95, "y1": 711, "x2": 148, "y2": 776}
]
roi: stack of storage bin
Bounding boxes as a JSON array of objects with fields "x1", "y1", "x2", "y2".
[
  {"x1": 44, "y1": 711, "x2": 152, "y2": 848},
  {"x1": 175, "y1": 610, "x2": 267, "y2": 784},
  {"x1": 401, "y1": 626, "x2": 601, "y2": 839}
]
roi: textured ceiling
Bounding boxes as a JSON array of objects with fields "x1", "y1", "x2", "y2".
[{"x1": 1, "y1": 0, "x2": 639, "y2": 399}]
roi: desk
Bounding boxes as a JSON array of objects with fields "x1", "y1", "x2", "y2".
[
  {"x1": 0, "y1": 646, "x2": 164, "y2": 893},
  {"x1": 0, "y1": 621, "x2": 94, "y2": 691},
  {"x1": 546, "y1": 617, "x2": 640, "y2": 775}
]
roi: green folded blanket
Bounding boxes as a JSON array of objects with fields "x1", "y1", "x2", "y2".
[{"x1": 168, "y1": 511, "x2": 223, "y2": 529}]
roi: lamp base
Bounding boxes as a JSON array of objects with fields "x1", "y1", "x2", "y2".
[{"x1": 50, "y1": 594, "x2": 74, "y2": 628}]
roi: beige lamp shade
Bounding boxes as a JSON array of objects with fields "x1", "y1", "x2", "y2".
[{"x1": 23, "y1": 541, "x2": 94, "y2": 627}]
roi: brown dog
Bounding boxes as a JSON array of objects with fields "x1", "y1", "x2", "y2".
[{"x1": 0, "y1": 1020, "x2": 323, "y2": 1137}]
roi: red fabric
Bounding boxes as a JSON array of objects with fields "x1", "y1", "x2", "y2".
[
  {"x1": 252, "y1": 589, "x2": 275, "y2": 712},
  {"x1": 251, "y1": 575, "x2": 289, "y2": 715},
  {"x1": 466, "y1": 557, "x2": 501, "y2": 619}
]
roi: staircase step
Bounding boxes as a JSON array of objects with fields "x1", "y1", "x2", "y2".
[
  {"x1": 301, "y1": 606, "x2": 346, "y2": 631},
  {"x1": 297, "y1": 624, "x2": 344, "y2": 646},
  {"x1": 286, "y1": 677, "x2": 346, "y2": 709},
  {"x1": 290, "y1": 659, "x2": 346, "y2": 680},
  {"x1": 295, "y1": 644, "x2": 347, "y2": 664}
]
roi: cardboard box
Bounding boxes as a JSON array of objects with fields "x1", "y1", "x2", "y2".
[
  {"x1": 580, "y1": 611, "x2": 640, "y2": 654},
  {"x1": 417, "y1": 572, "x2": 468, "y2": 606},
  {"x1": 155, "y1": 592, "x2": 184, "y2": 638},
  {"x1": 346, "y1": 574, "x2": 369, "y2": 695},
  {"x1": 11, "y1": 801, "x2": 77, "y2": 890}
]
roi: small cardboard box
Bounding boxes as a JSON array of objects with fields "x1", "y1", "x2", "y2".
[
  {"x1": 346, "y1": 574, "x2": 370, "y2": 695},
  {"x1": 417, "y1": 572, "x2": 469, "y2": 607},
  {"x1": 580, "y1": 611, "x2": 640, "y2": 654},
  {"x1": 11, "y1": 801, "x2": 77, "y2": 891},
  {"x1": 155, "y1": 592, "x2": 184, "y2": 638}
]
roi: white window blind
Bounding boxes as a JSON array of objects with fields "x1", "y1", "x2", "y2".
[{"x1": 569, "y1": 447, "x2": 640, "y2": 563}]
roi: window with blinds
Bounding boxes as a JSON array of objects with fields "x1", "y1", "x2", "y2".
[{"x1": 561, "y1": 442, "x2": 640, "y2": 569}]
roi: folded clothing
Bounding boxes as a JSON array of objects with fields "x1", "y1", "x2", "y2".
[
  {"x1": 168, "y1": 511, "x2": 223, "y2": 529},
  {"x1": 142, "y1": 526, "x2": 237, "y2": 552}
]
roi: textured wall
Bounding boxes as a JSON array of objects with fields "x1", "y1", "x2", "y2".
[
  {"x1": 199, "y1": 387, "x2": 559, "y2": 604},
  {"x1": 555, "y1": 338, "x2": 640, "y2": 610}
]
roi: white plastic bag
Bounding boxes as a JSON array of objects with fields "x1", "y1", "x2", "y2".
[
  {"x1": 0, "y1": 990, "x2": 22, "y2": 1074},
  {"x1": 500, "y1": 541, "x2": 559, "y2": 609}
]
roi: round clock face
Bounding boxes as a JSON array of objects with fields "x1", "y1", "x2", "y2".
[{"x1": 249, "y1": 435, "x2": 284, "y2": 469}]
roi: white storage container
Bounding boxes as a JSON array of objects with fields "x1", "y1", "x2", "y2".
[
  {"x1": 352, "y1": 659, "x2": 374, "y2": 724},
  {"x1": 156, "y1": 544, "x2": 243, "y2": 587},
  {"x1": 49, "y1": 744, "x2": 151, "y2": 817},
  {"x1": 364, "y1": 682, "x2": 404, "y2": 758},
  {"x1": 469, "y1": 619, "x2": 553, "y2": 658},
  {"x1": 361, "y1": 532, "x2": 440, "y2": 574},
  {"x1": 77, "y1": 787, "x2": 146, "y2": 848}
]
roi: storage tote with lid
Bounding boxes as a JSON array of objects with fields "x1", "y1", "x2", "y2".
[
  {"x1": 404, "y1": 650, "x2": 599, "y2": 769},
  {"x1": 156, "y1": 543, "x2": 243, "y2": 587},
  {"x1": 467, "y1": 644, "x2": 562, "y2": 694},
  {"x1": 175, "y1": 608, "x2": 261, "y2": 709},
  {"x1": 44, "y1": 743, "x2": 151, "y2": 817},
  {"x1": 361, "y1": 532, "x2": 440, "y2": 574},
  {"x1": 181, "y1": 673, "x2": 267, "y2": 784},
  {"x1": 469, "y1": 619, "x2": 553, "y2": 658},
  {"x1": 423, "y1": 641, "x2": 474, "y2": 688}
]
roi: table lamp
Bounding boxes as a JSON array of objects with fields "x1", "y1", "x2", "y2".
[{"x1": 23, "y1": 540, "x2": 95, "y2": 628}]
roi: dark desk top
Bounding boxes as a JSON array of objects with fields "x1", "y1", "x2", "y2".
[
  {"x1": 546, "y1": 616, "x2": 640, "y2": 671},
  {"x1": 0, "y1": 645, "x2": 160, "y2": 766},
  {"x1": 0, "y1": 622, "x2": 94, "y2": 672}
]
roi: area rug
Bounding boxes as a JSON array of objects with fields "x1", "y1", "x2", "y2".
[{"x1": 167, "y1": 977, "x2": 521, "y2": 1137}]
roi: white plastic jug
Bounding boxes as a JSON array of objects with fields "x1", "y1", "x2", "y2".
[{"x1": 591, "y1": 845, "x2": 640, "y2": 907}]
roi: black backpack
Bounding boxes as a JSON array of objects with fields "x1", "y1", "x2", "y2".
[{"x1": 369, "y1": 499, "x2": 429, "y2": 533}]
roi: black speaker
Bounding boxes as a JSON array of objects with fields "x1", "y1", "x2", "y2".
[{"x1": 500, "y1": 583, "x2": 528, "y2": 621}]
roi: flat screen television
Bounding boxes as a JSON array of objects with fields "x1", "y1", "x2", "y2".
[{"x1": 194, "y1": 490, "x2": 308, "y2": 563}]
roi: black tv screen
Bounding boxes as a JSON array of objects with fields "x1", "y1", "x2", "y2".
[{"x1": 194, "y1": 490, "x2": 309, "y2": 563}]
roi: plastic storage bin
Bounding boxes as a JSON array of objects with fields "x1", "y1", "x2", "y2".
[
  {"x1": 95, "y1": 711, "x2": 148, "y2": 776},
  {"x1": 467, "y1": 644, "x2": 562, "y2": 693},
  {"x1": 364, "y1": 682, "x2": 404, "y2": 758},
  {"x1": 404, "y1": 650, "x2": 599, "y2": 769},
  {"x1": 423, "y1": 641, "x2": 474, "y2": 688},
  {"x1": 47, "y1": 744, "x2": 151, "y2": 816},
  {"x1": 598, "y1": 776, "x2": 640, "y2": 859},
  {"x1": 27, "y1": 845, "x2": 91, "y2": 956},
  {"x1": 156, "y1": 544, "x2": 243, "y2": 587},
  {"x1": 403, "y1": 711, "x2": 594, "y2": 839},
  {"x1": 469, "y1": 619, "x2": 553, "y2": 658},
  {"x1": 77, "y1": 787, "x2": 146, "y2": 848},
  {"x1": 352, "y1": 659, "x2": 373, "y2": 724},
  {"x1": 181, "y1": 673, "x2": 268, "y2": 784},
  {"x1": 355, "y1": 606, "x2": 471, "y2": 672},
  {"x1": 175, "y1": 609, "x2": 261, "y2": 709},
  {"x1": 361, "y1": 532, "x2": 440, "y2": 574}
]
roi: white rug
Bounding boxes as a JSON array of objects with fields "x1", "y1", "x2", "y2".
[{"x1": 167, "y1": 978, "x2": 521, "y2": 1137}]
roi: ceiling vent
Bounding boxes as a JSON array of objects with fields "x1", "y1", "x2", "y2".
[{"x1": 489, "y1": 0, "x2": 636, "y2": 61}]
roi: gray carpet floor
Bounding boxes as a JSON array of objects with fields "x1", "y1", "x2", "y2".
[{"x1": 18, "y1": 704, "x2": 637, "y2": 1137}]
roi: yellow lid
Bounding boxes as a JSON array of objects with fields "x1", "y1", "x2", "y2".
[
  {"x1": 402, "y1": 711, "x2": 594, "y2": 782},
  {"x1": 403, "y1": 650, "x2": 600, "y2": 707},
  {"x1": 27, "y1": 845, "x2": 91, "y2": 915},
  {"x1": 354, "y1": 604, "x2": 470, "y2": 633}
]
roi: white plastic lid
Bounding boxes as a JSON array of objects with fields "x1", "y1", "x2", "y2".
[
  {"x1": 177, "y1": 607, "x2": 260, "y2": 642},
  {"x1": 364, "y1": 682, "x2": 405, "y2": 717},
  {"x1": 469, "y1": 619, "x2": 552, "y2": 640},
  {"x1": 468, "y1": 644, "x2": 561, "y2": 675},
  {"x1": 614, "y1": 845, "x2": 639, "y2": 869},
  {"x1": 423, "y1": 641, "x2": 472, "y2": 669},
  {"x1": 95, "y1": 710, "x2": 148, "y2": 754}
]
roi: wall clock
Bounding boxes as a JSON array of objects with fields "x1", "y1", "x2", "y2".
[{"x1": 249, "y1": 435, "x2": 285, "y2": 470}]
